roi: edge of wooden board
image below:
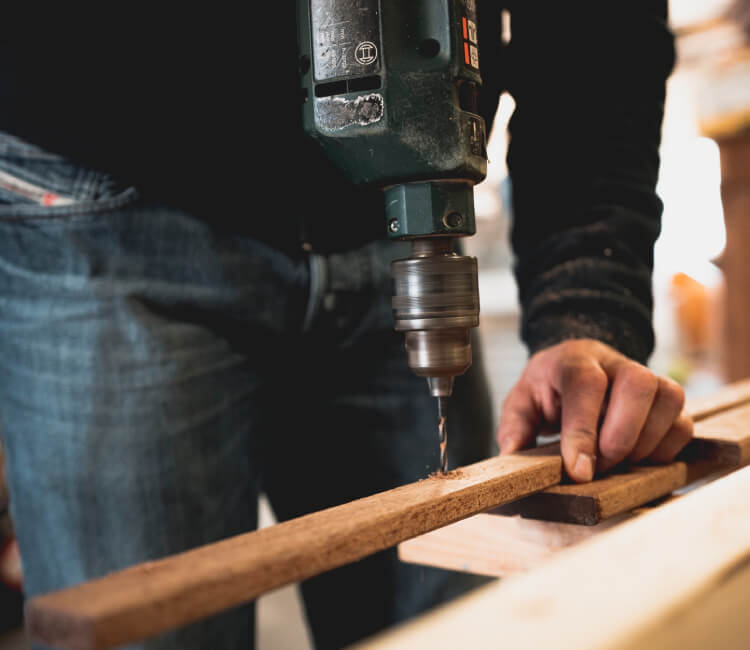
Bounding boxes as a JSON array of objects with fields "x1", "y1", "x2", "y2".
[
  {"x1": 686, "y1": 377, "x2": 750, "y2": 421},
  {"x1": 398, "y1": 511, "x2": 633, "y2": 577}
]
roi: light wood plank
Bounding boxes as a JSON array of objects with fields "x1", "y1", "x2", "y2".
[
  {"x1": 398, "y1": 511, "x2": 631, "y2": 577},
  {"x1": 359, "y1": 465, "x2": 750, "y2": 650},
  {"x1": 398, "y1": 497, "x2": 681, "y2": 578},
  {"x1": 685, "y1": 377, "x2": 750, "y2": 421},
  {"x1": 26, "y1": 450, "x2": 561, "y2": 650}
]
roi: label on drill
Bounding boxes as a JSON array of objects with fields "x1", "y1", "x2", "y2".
[
  {"x1": 310, "y1": 0, "x2": 382, "y2": 81},
  {"x1": 468, "y1": 115, "x2": 486, "y2": 158},
  {"x1": 459, "y1": 0, "x2": 479, "y2": 71}
]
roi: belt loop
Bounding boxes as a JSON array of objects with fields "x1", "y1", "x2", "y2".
[{"x1": 302, "y1": 253, "x2": 328, "y2": 332}]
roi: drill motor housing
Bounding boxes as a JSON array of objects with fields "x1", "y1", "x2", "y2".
[
  {"x1": 297, "y1": 0, "x2": 487, "y2": 399},
  {"x1": 297, "y1": 0, "x2": 487, "y2": 238}
]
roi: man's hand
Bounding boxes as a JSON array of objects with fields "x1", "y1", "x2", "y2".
[{"x1": 497, "y1": 339, "x2": 693, "y2": 482}]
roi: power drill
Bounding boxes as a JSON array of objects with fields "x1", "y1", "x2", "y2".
[{"x1": 297, "y1": 0, "x2": 487, "y2": 472}]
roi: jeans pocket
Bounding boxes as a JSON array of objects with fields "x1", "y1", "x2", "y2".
[{"x1": 0, "y1": 132, "x2": 139, "y2": 221}]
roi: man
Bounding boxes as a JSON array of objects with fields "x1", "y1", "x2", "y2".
[{"x1": 0, "y1": 3, "x2": 689, "y2": 649}]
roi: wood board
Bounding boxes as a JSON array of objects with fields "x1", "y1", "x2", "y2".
[
  {"x1": 398, "y1": 496, "x2": 681, "y2": 578},
  {"x1": 26, "y1": 449, "x2": 561, "y2": 650},
  {"x1": 498, "y1": 457, "x2": 722, "y2": 525},
  {"x1": 360, "y1": 465, "x2": 750, "y2": 650},
  {"x1": 684, "y1": 377, "x2": 750, "y2": 420},
  {"x1": 690, "y1": 400, "x2": 750, "y2": 464},
  {"x1": 398, "y1": 511, "x2": 632, "y2": 576},
  {"x1": 504, "y1": 394, "x2": 750, "y2": 525},
  {"x1": 27, "y1": 381, "x2": 750, "y2": 648}
]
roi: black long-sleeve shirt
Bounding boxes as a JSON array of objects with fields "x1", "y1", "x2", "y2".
[
  {"x1": 494, "y1": 2, "x2": 674, "y2": 362},
  {"x1": 0, "y1": 2, "x2": 674, "y2": 363}
]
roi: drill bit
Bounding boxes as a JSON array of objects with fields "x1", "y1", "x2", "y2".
[{"x1": 437, "y1": 396, "x2": 448, "y2": 474}]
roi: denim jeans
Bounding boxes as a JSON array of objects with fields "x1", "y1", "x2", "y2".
[{"x1": 0, "y1": 132, "x2": 495, "y2": 649}]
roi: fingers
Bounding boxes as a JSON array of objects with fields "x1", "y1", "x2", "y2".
[
  {"x1": 629, "y1": 377, "x2": 686, "y2": 462},
  {"x1": 596, "y1": 362, "x2": 658, "y2": 473},
  {"x1": 555, "y1": 357, "x2": 608, "y2": 482},
  {"x1": 647, "y1": 414, "x2": 694, "y2": 463},
  {"x1": 497, "y1": 339, "x2": 690, "y2": 485},
  {"x1": 497, "y1": 381, "x2": 540, "y2": 455}
]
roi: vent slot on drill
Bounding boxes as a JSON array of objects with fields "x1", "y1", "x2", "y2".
[
  {"x1": 456, "y1": 80, "x2": 479, "y2": 115},
  {"x1": 348, "y1": 75, "x2": 382, "y2": 92},
  {"x1": 315, "y1": 75, "x2": 381, "y2": 98}
]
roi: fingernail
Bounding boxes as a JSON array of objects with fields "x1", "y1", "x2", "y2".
[{"x1": 573, "y1": 453, "x2": 595, "y2": 482}]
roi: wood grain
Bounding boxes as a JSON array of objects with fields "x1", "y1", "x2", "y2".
[
  {"x1": 399, "y1": 496, "x2": 683, "y2": 578},
  {"x1": 499, "y1": 458, "x2": 726, "y2": 525},
  {"x1": 28, "y1": 382, "x2": 750, "y2": 648},
  {"x1": 398, "y1": 511, "x2": 632, "y2": 577},
  {"x1": 690, "y1": 401, "x2": 750, "y2": 464},
  {"x1": 686, "y1": 377, "x2": 750, "y2": 421},
  {"x1": 504, "y1": 395, "x2": 750, "y2": 525},
  {"x1": 26, "y1": 450, "x2": 561, "y2": 650},
  {"x1": 358, "y1": 465, "x2": 750, "y2": 650}
]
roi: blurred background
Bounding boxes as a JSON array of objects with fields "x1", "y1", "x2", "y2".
[
  {"x1": 2, "y1": 0, "x2": 750, "y2": 647},
  {"x1": 469, "y1": 0, "x2": 750, "y2": 410}
]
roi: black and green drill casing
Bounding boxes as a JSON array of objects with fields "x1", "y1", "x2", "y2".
[{"x1": 297, "y1": 0, "x2": 488, "y2": 239}]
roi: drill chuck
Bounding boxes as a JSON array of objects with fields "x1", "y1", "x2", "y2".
[
  {"x1": 391, "y1": 238, "x2": 479, "y2": 397},
  {"x1": 298, "y1": 0, "x2": 488, "y2": 468}
]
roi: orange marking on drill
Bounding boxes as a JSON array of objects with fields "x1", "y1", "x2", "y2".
[
  {"x1": 462, "y1": 16, "x2": 468, "y2": 40},
  {"x1": 464, "y1": 42, "x2": 470, "y2": 65}
]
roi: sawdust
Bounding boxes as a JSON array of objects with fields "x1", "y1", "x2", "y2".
[{"x1": 428, "y1": 468, "x2": 466, "y2": 480}]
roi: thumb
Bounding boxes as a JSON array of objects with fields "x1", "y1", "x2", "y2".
[{"x1": 497, "y1": 381, "x2": 540, "y2": 455}]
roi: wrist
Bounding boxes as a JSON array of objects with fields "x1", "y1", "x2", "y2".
[{"x1": 523, "y1": 312, "x2": 653, "y2": 365}]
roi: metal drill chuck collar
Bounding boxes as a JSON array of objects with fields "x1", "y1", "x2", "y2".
[{"x1": 391, "y1": 239, "x2": 479, "y2": 397}]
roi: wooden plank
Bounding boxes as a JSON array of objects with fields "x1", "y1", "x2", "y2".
[
  {"x1": 398, "y1": 496, "x2": 680, "y2": 578},
  {"x1": 505, "y1": 399, "x2": 750, "y2": 525},
  {"x1": 686, "y1": 377, "x2": 750, "y2": 421},
  {"x1": 26, "y1": 449, "x2": 561, "y2": 650},
  {"x1": 28, "y1": 380, "x2": 750, "y2": 648},
  {"x1": 498, "y1": 461, "x2": 693, "y2": 525},
  {"x1": 398, "y1": 382, "x2": 750, "y2": 578},
  {"x1": 500, "y1": 458, "x2": 725, "y2": 525},
  {"x1": 398, "y1": 511, "x2": 632, "y2": 577},
  {"x1": 690, "y1": 401, "x2": 750, "y2": 464},
  {"x1": 358, "y1": 465, "x2": 750, "y2": 650},
  {"x1": 398, "y1": 496, "x2": 683, "y2": 578}
]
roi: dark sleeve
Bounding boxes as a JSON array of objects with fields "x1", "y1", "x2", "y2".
[{"x1": 504, "y1": 2, "x2": 675, "y2": 363}]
